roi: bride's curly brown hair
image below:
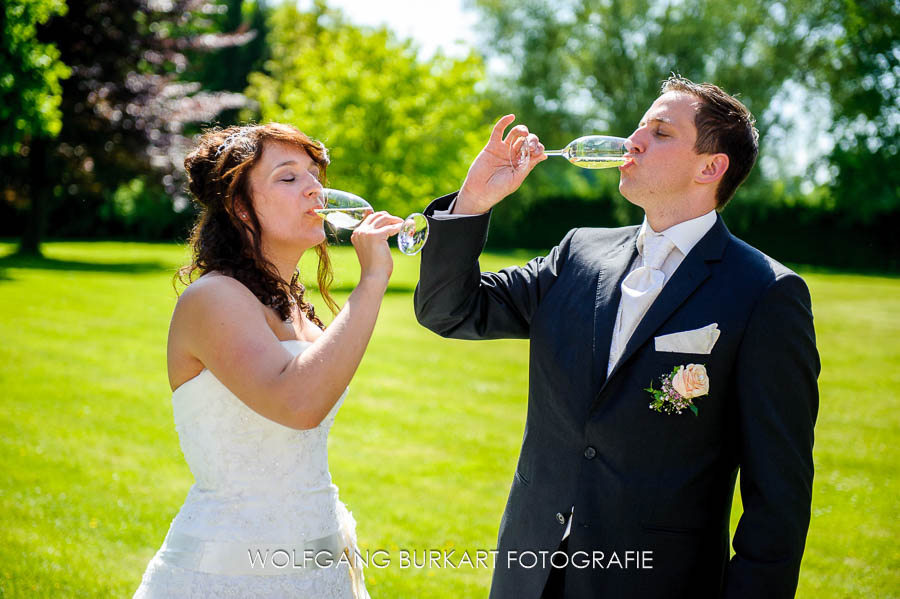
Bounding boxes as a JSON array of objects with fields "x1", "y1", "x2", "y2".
[{"x1": 175, "y1": 123, "x2": 338, "y2": 328}]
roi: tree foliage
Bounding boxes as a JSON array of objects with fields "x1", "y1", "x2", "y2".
[
  {"x1": 2, "y1": 0, "x2": 258, "y2": 252},
  {"x1": 244, "y1": 1, "x2": 492, "y2": 217},
  {"x1": 470, "y1": 0, "x2": 899, "y2": 228},
  {"x1": 42, "y1": 0, "x2": 254, "y2": 199},
  {"x1": 189, "y1": 0, "x2": 270, "y2": 95},
  {"x1": 0, "y1": 0, "x2": 70, "y2": 155},
  {"x1": 810, "y1": 0, "x2": 899, "y2": 223}
]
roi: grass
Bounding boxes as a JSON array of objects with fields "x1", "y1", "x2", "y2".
[{"x1": 0, "y1": 241, "x2": 897, "y2": 598}]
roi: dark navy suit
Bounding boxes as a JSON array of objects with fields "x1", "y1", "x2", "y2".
[{"x1": 414, "y1": 192, "x2": 820, "y2": 599}]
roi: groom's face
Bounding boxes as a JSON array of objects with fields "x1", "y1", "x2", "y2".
[{"x1": 618, "y1": 91, "x2": 710, "y2": 209}]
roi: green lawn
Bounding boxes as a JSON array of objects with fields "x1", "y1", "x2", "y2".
[{"x1": 0, "y1": 241, "x2": 897, "y2": 598}]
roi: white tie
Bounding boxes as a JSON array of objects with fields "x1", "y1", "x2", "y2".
[{"x1": 608, "y1": 233, "x2": 675, "y2": 374}]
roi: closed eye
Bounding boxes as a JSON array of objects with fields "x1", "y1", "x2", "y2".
[{"x1": 281, "y1": 177, "x2": 295, "y2": 182}]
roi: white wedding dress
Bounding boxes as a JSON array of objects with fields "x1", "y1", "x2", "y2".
[{"x1": 134, "y1": 340, "x2": 368, "y2": 598}]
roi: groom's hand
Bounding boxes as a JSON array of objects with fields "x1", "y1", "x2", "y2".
[{"x1": 454, "y1": 114, "x2": 547, "y2": 215}]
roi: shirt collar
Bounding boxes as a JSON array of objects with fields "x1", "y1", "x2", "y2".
[{"x1": 637, "y1": 209, "x2": 718, "y2": 258}]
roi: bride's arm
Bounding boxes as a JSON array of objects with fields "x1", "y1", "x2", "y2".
[{"x1": 171, "y1": 212, "x2": 402, "y2": 430}]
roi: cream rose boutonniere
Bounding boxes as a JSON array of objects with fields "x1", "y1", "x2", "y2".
[{"x1": 644, "y1": 364, "x2": 710, "y2": 415}]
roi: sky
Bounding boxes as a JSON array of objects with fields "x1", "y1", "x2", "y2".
[{"x1": 296, "y1": 0, "x2": 481, "y2": 59}]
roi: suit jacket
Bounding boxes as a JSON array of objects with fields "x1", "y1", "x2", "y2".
[{"x1": 414, "y1": 192, "x2": 820, "y2": 599}]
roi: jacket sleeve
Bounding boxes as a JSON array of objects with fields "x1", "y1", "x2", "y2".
[
  {"x1": 723, "y1": 272, "x2": 820, "y2": 598},
  {"x1": 414, "y1": 192, "x2": 574, "y2": 340}
]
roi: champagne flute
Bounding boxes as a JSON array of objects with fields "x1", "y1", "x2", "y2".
[
  {"x1": 314, "y1": 188, "x2": 429, "y2": 256},
  {"x1": 514, "y1": 135, "x2": 628, "y2": 169}
]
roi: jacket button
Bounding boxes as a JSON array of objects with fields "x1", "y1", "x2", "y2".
[
  {"x1": 584, "y1": 446, "x2": 597, "y2": 459},
  {"x1": 556, "y1": 512, "x2": 565, "y2": 524}
]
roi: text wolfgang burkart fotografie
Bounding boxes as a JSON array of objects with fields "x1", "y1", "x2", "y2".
[{"x1": 247, "y1": 548, "x2": 655, "y2": 571}]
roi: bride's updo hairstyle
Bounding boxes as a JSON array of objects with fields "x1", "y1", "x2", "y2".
[{"x1": 176, "y1": 123, "x2": 338, "y2": 328}]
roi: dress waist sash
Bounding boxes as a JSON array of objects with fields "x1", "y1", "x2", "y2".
[{"x1": 158, "y1": 530, "x2": 348, "y2": 577}]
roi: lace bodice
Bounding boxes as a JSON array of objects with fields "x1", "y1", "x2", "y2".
[
  {"x1": 169, "y1": 339, "x2": 347, "y2": 541},
  {"x1": 133, "y1": 340, "x2": 367, "y2": 598}
]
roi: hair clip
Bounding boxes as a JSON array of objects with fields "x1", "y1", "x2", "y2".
[{"x1": 215, "y1": 126, "x2": 262, "y2": 157}]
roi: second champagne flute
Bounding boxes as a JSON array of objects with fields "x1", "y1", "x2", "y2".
[
  {"x1": 515, "y1": 135, "x2": 628, "y2": 169},
  {"x1": 314, "y1": 188, "x2": 430, "y2": 256}
]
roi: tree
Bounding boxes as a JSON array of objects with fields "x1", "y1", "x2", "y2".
[
  {"x1": 810, "y1": 0, "x2": 899, "y2": 223},
  {"x1": 475, "y1": 0, "x2": 818, "y2": 182},
  {"x1": 4, "y1": 0, "x2": 257, "y2": 254},
  {"x1": 189, "y1": 0, "x2": 270, "y2": 94},
  {"x1": 0, "y1": 0, "x2": 69, "y2": 155},
  {"x1": 0, "y1": 0, "x2": 70, "y2": 252},
  {"x1": 244, "y1": 1, "x2": 492, "y2": 218},
  {"x1": 471, "y1": 0, "x2": 899, "y2": 236}
]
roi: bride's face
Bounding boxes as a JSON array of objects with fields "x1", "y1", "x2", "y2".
[{"x1": 245, "y1": 142, "x2": 326, "y2": 253}]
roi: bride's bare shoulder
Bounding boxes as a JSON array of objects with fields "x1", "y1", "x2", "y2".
[
  {"x1": 173, "y1": 272, "x2": 263, "y2": 327},
  {"x1": 167, "y1": 272, "x2": 268, "y2": 390},
  {"x1": 179, "y1": 271, "x2": 254, "y2": 302}
]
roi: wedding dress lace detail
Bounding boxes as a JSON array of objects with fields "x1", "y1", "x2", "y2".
[{"x1": 133, "y1": 340, "x2": 368, "y2": 598}]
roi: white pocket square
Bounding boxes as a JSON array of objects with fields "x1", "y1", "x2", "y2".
[{"x1": 654, "y1": 323, "x2": 721, "y2": 354}]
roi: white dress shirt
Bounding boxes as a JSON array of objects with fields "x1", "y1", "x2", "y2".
[{"x1": 606, "y1": 210, "x2": 719, "y2": 374}]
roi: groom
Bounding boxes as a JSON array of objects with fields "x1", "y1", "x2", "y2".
[{"x1": 415, "y1": 76, "x2": 819, "y2": 599}]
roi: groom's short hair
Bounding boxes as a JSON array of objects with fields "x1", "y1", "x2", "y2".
[{"x1": 661, "y1": 75, "x2": 759, "y2": 209}]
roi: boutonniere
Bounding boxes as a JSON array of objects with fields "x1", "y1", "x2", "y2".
[{"x1": 644, "y1": 364, "x2": 710, "y2": 416}]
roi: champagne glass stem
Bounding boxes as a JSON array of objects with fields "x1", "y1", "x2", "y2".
[{"x1": 544, "y1": 149, "x2": 565, "y2": 156}]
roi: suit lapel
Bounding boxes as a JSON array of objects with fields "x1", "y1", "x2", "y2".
[
  {"x1": 591, "y1": 231, "x2": 639, "y2": 392},
  {"x1": 598, "y1": 215, "x2": 731, "y2": 394}
]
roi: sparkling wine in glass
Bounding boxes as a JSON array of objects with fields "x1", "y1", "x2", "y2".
[
  {"x1": 314, "y1": 188, "x2": 429, "y2": 256},
  {"x1": 516, "y1": 135, "x2": 628, "y2": 169}
]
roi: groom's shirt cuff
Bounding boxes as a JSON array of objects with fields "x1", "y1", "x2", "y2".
[{"x1": 431, "y1": 197, "x2": 480, "y2": 220}]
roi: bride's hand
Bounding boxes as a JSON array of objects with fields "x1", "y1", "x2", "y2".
[
  {"x1": 351, "y1": 211, "x2": 404, "y2": 282},
  {"x1": 454, "y1": 114, "x2": 546, "y2": 215}
]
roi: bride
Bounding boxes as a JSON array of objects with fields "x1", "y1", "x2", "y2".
[{"x1": 133, "y1": 123, "x2": 403, "y2": 598}]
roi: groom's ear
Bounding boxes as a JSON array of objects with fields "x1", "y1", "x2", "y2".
[{"x1": 695, "y1": 153, "x2": 729, "y2": 185}]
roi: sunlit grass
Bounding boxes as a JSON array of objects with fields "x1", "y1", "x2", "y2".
[{"x1": 0, "y1": 241, "x2": 897, "y2": 598}]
